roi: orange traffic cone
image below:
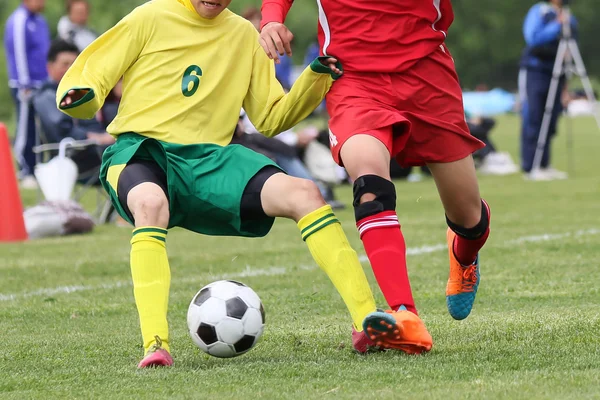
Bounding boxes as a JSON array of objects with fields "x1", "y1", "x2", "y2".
[{"x1": 0, "y1": 122, "x2": 28, "y2": 242}]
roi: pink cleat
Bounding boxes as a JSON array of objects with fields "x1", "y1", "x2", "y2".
[
  {"x1": 137, "y1": 336, "x2": 173, "y2": 368},
  {"x1": 351, "y1": 326, "x2": 378, "y2": 354}
]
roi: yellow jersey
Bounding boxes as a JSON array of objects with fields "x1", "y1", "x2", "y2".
[{"x1": 57, "y1": 0, "x2": 339, "y2": 145}]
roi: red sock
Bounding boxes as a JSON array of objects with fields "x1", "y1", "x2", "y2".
[
  {"x1": 357, "y1": 211, "x2": 417, "y2": 315},
  {"x1": 453, "y1": 200, "x2": 491, "y2": 265}
]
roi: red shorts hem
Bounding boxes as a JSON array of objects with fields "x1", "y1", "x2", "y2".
[
  {"x1": 397, "y1": 145, "x2": 483, "y2": 168},
  {"x1": 328, "y1": 119, "x2": 410, "y2": 167}
]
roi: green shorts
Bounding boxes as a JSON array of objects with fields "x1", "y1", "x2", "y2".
[{"x1": 99, "y1": 132, "x2": 282, "y2": 237}]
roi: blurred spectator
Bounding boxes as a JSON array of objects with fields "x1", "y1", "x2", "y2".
[
  {"x1": 243, "y1": 7, "x2": 261, "y2": 29},
  {"x1": 304, "y1": 40, "x2": 320, "y2": 67},
  {"x1": 99, "y1": 79, "x2": 123, "y2": 129},
  {"x1": 232, "y1": 112, "x2": 296, "y2": 162},
  {"x1": 3, "y1": 0, "x2": 50, "y2": 188},
  {"x1": 389, "y1": 110, "x2": 519, "y2": 180},
  {"x1": 242, "y1": 7, "x2": 292, "y2": 90},
  {"x1": 467, "y1": 113, "x2": 519, "y2": 175},
  {"x1": 566, "y1": 89, "x2": 598, "y2": 117},
  {"x1": 304, "y1": 39, "x2": 326, "y2": 115},
  {"x1": 32, "y1": 39, "x2": 114, "y2": 180},
  {"x1": 237, "y1": 110, "x2": 345, "y2": 209},
  {"x1": 57, "y1": 0, "x2": 98, "y2": 52},
  {"x1": 388, "y1": 161, "x2": 430, "y2": 182},
  {"x1": 519, "y1": 0, "x2": 577, "y2": 180},
  {"x1": 274, "y1": 52, "x2": 292, "y2": 90}
]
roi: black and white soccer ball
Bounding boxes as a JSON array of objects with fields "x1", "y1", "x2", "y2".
[{"x1": 187, "y1": 280, "x2": 265, "y2": 358}]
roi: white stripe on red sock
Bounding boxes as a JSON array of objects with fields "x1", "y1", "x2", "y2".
[{"x1": 358, "y1": 220, "x2": 400, "y2": 237}]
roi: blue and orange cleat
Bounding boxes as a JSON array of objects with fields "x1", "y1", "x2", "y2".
[
  {"x1": 361, "y1": 308, "x2": 433, "y2": 355},
  {"x1": 137, "y1": 336, "x2": 173, "y2": 368},
  {"x1": 446, "y1": 228, "x2": 480, "y2": 320}
]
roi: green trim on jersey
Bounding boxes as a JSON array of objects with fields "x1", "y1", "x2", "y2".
[{"x1": 58, "y1": 87, "x2": 96, "y2": 110}]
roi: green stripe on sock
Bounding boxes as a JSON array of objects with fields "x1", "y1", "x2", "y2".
[
  {"x1": 300, "y1": 213, "x2": 335, "y2": 235},
  {"x1": 301, "y1": 215, "x2": 336, "y2": 239},
  {"x1": 150, "y1": 235, "x2": 166, "y2": 242},
  {"x1": 302, "y1": 218, "x2": 339, "y2": 241},
  {"x1": 133, "y1": 227, "x2": 168, "y2": 236}
]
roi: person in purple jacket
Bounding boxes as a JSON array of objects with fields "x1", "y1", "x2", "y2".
[{"x1": 4, "y1": 0, "x2": 50, "y2": 188}]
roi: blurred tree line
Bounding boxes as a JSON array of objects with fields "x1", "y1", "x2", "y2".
[{"x1": 1, "y1": 0, "x2": 598, "y2": 122}]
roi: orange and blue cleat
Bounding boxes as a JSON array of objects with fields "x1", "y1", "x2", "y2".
[
  {"x1": 446, "y1": 228, "x2": 481, "y2": 320},
  {"x1": 361, "y1": 308, "x2": 433, "y2": 355},
  {"x1": 137, "y1": 336, "x2": 173, "y2": 368}
]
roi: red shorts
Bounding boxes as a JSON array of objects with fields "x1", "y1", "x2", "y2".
[{"x1": 326, "y1": 45, "x2": 484, "y2": 168}]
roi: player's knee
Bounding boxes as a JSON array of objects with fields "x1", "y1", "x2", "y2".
[
  {"x1": 352, "y1": 174, "x2": 397, "y2": 222},
  {"x1": 129, "y1": 191, "x2": 170, "y2": 227},
  {"x1": 296, "y1": 179, "x2": 326, "y2": 207},
  {"x1": 447, "y1": 196, "x2": 485, "y2": 229},
  {"x1": 446, "y1": 199, "x2": 490, "y2": 239},
  {"x1": 290, "y1": 179, "x2": 326, "y2": 218}
]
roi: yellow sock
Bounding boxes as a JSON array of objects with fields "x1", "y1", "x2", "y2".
[
  {"x1": 130, "y1": 227, "x2": 171, "y2": 354},
  {"x1": 298, "y1": 205, "x2": 377, "y2": 331}
]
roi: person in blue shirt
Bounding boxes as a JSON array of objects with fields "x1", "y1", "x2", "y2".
[
  {"x1": 274, "y1": 53, "x2": 293, "y2": 91},
  {"x1": 4, "y1": 0, "x2": 51, "y2": 187},
  {"x1": 243, "y1": 6, "x2": 292, "y2": 90},
  {"x1": 304, "y1": 40, "x2": 320, "y2": 69},
  {"x1": 519, "y1": 0, "x2": 577, "y2": 180}
]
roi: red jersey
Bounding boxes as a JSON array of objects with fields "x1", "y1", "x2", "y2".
[{"x1": 260, "y1": 0, "x2": 454, "y2": 73}]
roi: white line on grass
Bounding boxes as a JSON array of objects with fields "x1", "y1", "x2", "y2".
[
  {"x1": 1, "y1": 228, "x2": 598, "y2": 302},
  {"x1": 506, "y1": 228, "x2": 600, "y2": 244}
]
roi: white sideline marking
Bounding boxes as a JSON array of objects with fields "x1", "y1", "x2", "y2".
[
  {"x1": 506, "y1": 228, "x2": 600, "y2": 244},
  {"x1": 0, "y1": 266, "x2": 291, "y2": 302},
  {"x1": 357, "y1": 243, "x2": 447, "y2": 263},
  {"x1": 1, "y1": 229, "x2": 598, "y2": 302}
]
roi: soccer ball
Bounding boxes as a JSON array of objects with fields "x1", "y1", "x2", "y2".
[{"x1": 187, "y1": 280, "x2": 265, "y2": 358}]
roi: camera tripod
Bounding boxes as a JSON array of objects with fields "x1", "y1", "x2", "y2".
[{"x1": 530, "y1": 4, "x2": 600, "y2": 178}]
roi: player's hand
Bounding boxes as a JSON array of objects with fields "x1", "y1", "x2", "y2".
[
  {"x1": 321, "y1": 57, "x2": 343, "y2": 76},
  {"x1": 60, "y1": 89, "x2": 90, "y2": 107},
  {"x1": 259, "y1": 22, "x2": 294, "y2": 64}
]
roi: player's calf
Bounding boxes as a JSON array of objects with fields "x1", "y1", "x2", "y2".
[
  {"x1": 352, "y1": 174, "x2": 417, "y2": 315},
  {"x1": 258, "y1": 172, "x2": 379, "y2": 332},
  {"x1": 117, "y1": 160, "x2": 173, "y2": 364},
  {"x1": 446, "y1": 199, "x2": 490, "y2": 266},
  {"x1": 445, "y1": 200, "x2": 490, "y2": 320}
]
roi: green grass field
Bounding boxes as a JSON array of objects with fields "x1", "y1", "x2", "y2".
[{"x1": 1, "y1": 115, "x2": 600, "y2": 399}]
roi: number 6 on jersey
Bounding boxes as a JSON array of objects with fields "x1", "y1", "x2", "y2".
[{"x1": 182, "y1": 65, "x2": 202, "y2": 97}]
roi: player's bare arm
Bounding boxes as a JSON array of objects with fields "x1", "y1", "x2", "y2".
[{"x1": 259, "y1": 22, "x2": 293, "y2": 64}]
